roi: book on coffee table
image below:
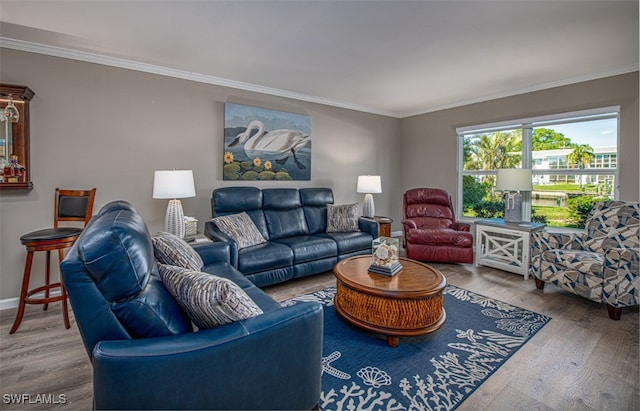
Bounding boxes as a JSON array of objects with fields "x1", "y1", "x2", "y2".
[{"x1": 368, "y1": 262, "x2": 403, "y2": 276}]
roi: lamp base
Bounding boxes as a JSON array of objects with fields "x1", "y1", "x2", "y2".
[
  {"x1": 165, "y1": 199, "x2": 185, "y2": 238},
  {"x1": 362, "y1": 193, "x2": 375, "y2": 218},
  {"x1": 504, "y1": 192, "x2": 523, "y2": 223}
]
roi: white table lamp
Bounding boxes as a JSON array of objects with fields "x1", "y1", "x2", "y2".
[
  {"x1": 153, "y1": 170, "x2": 196, "y2": 238},
  {"x1": 357, "y1": 175, "x2": 382, "y2": 218},
  {"x1": 496, "y1": 168, "x2": 532, "y2": 223}
]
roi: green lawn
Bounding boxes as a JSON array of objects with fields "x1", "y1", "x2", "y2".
[{"x1": 532, "y1": 205, "x2": 578, "y2": 227}]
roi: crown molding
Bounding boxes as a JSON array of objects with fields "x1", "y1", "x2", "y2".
[
  {"x1": 0, "y1": 37, "x2": 401, "y2": 118},
  {"x1": 402, "y1": 65, "x2": 639, "y2": 118},
  {"x1": 2, "y1": 37, "x2": 636, "y2": 119}
]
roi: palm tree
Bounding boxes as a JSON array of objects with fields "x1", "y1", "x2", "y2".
[{"x1": 566, "y1": 144, "x2": 595, "y2": 188}]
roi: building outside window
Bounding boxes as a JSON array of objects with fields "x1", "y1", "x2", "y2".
[{"x1": 457, "y1": 107, "x2": 619, "y2": 228}]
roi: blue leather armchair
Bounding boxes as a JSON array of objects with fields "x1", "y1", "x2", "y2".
[{"x1": 61, "y1": 201, "x2": 324, "y2": 410}]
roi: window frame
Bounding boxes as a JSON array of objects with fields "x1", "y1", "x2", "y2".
[{"x1": 456, "y1": 106, "x2": 620, "y2": 222}]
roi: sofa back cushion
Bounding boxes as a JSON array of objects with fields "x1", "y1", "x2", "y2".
[
  {"x1": 263, "y1": 189, "x2": 309, "y2": 240},
  {"x1": 212, "y1": 187, "x2": 269, "y2": 239},
  {"x1": 403, "y1": 188, "x2": 455, "y2": 229},
  {"x1": 301, "y1": 188, "x2": 334, "y2": 234}
]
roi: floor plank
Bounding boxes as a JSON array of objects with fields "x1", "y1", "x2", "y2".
[{"x1": 1, "y1": 262, "x2": 638, "y2": 410}]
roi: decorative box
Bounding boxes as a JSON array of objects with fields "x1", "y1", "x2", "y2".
[
  {"x1": 369, "y1": 236, "x2": 402, "y2": 276},
  {"x1": 184, "y1": 216, "x2": 198, "y2": 237}
]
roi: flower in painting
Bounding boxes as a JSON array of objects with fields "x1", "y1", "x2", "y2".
[
  {"x1": 223, "y1": 152, "x2": 234, "y2": 164},
  {"x1": 253, "y1": 157, "x2": 262, "y2": 167},
  {"x1": 264, "y1": 160, "x2": 272, "y2": 170}
]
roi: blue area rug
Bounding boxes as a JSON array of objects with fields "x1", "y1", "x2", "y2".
[{"x1": 282, "y1": 285, "x2": 551, "y2": 410}]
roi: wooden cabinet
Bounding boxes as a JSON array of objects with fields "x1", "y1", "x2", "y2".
[{"x1": 1, "y1": 84, "x2": 35, "y2": 191}]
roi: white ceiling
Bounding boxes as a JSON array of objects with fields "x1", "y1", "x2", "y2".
[{"x1": 0, "y1": 0, "x2": 637, "y2": 118}]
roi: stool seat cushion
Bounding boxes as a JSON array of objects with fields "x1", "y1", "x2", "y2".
[{"x1": 20, "y1": 227, "x2": 83, "y2": 243}]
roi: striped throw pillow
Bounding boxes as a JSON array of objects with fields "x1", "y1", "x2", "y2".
[
  {"x1": 158, "y1": 264, "x2": 263, "y2": 329},
  {"x1": 326, "y1": 203, "x2": 360, "y2": 233},
  {"x1": 212, "y1": 212, "x2": 266, "y2": 249},
  {"x1": 152, "y1": 232, "x2": 204, "y2": 271}
]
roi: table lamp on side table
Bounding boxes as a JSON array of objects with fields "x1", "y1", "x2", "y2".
[
  {"x1": 357, "y1": 175, "x2": 382, "y2": 218},
  {"x1": 153, "y1": 170, "x2": 196, "y2": 238},
  {"x1": 496, "y1": 168, "x2": 532, "y2": 223}
]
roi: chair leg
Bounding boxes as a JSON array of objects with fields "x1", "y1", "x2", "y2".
[
  {"x1": 534, "y1": 278, "x2": 545, "y2": 290},
  {"x1": 10, "y1": 251, "x2": 34, "y2": 334},
  {"x1": 606, "y1": 304, "x2": 622, "y2": 320},
  {"x1": 58, "y1": 248, "x2": 71, "y2": 329},
  {"x1": 43, "y1": 250, "x2": 51, "y2": 311}
]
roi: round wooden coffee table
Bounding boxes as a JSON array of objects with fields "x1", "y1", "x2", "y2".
[{"x1": 333, "y1": 256, "x2": 446, "y2": 347}]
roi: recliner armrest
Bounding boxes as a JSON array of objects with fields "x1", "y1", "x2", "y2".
[
  {"x1": 401, "y1": 219, "x2": 418, "y2": 230},
  {"x1": 451, "y1": 222, "x2": 471, "y2": 232},
  {"x1": 204, "y1": 221, "x2": 239, "y2": 268},
  {"x1": 192, "y1": 241, "x2": 231, "y2": 266},
  {"x1": 92, "y1": 301, "x2": 323, "y2": 410}
]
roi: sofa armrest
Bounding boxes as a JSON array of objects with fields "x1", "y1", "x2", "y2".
[
  {"x1": 92, "y1": 301, "x2": 323, "y2": 410},
  {"x1": 204, "y1": 220, "x2": 239, "y2": 268},
  {"x1": 358, "y1": 217, "x2": 379, "y2": 238},
  {"x1": 192, "y1": 241, "x2": 231, "y2": 266}
]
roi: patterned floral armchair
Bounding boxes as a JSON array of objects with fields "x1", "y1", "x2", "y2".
[{"x1": 529, "y1": 201, "x2": 639, "y2": 320}]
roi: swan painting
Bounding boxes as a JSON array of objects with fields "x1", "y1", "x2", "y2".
[
  {"x1": 228, "y1": 119, "x2": 311, "y2": 170},
  {"x1": 224, "y1": 103, "x2": 312, "y2": 180}
]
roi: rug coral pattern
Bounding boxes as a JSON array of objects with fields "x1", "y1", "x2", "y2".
[{"x1": 283, "y1": 285, "x2": 551, "y2": 410}]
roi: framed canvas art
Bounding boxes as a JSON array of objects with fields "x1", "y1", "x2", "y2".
[{"x1": 223, "y1": 103, "x2": 312, "y2": 180}]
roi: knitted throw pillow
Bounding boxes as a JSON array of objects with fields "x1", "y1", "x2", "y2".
[
  {"x1": 326, "y1": 203, "x2": 360, "y2": 233},
  {"x1": 152, "y1": 232, "x2": 204, "y2": 271},
  {"x1": 212, "y1": 212, "x2": 266, "y2": 249}
]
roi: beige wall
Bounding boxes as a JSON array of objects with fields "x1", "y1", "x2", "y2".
[
  {"x1": 0, "y1": 48, "x2": 638, "y2": 303},
  {"x1": 0, "y1": 49, "x2": 402, "y2": 302},
  {"x1": 402, "y1": 72, "x2": 639, "y2": 210}
]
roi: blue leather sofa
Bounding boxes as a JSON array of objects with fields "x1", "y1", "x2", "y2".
[
  {"x1": 205, "y1": 187, "x2": 379, "y2": 287},
  {"x1": 60, "y1": 201, "x2": 323, "y2": 410}
]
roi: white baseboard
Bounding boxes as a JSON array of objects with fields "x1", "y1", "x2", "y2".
[
  {"x1": 391, "y1": 230, "x2": 403, "y2": 238},
  {"x1": 0, "y1": 290, "x2": 62, "y2": 311}
]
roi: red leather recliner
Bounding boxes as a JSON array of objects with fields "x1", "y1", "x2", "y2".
[{"x1": 402, "y1": 188, "x2": 474, "y2": 264}]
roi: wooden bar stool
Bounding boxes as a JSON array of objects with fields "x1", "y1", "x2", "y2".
[{"x1": 10, "y1": 188, "x2": 96, "y2": 334}]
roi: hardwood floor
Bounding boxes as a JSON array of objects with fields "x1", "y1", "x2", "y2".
[{"x1": 1, "y1": 263, "x2": 638, "y2": 410}]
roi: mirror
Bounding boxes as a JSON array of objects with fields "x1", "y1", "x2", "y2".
[{"x1": 0, "y1": 84, "x2": 34, "y2": 190}]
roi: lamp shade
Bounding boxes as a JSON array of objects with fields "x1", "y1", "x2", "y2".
[
  {"x1": 357, "y1": 175, "x2": 382, "y2": 194},
  {"x1": 496, "y1": 169, "x2": 532, "y2": 192},
  {"x1": 152, "y1": 170, "x2": 196, "y2": 199}
]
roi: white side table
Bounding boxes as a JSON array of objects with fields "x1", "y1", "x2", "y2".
[{"x1": 475, "y1": 219, "x2": 546, "y2": 279}]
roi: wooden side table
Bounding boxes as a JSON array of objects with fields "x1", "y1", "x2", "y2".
[
  {"x1": 475, "y1": 219, "x2": 546, "y2": 279},
  {"x1": 371, "y1": 216, "x2": 393, "y2": 238}
]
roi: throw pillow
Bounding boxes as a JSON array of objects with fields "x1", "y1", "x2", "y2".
[
  {"x1": 327, "y1": 203, "x2": 360, "y2": 233},
  {"x1": 152, "y1": 232, "x2": 204, "y2": 271},
  {"x1": 212, "y1": 212, "x2": 266, "y2": 249},
  {"x1": 157, "y1": 264, "x2": 263, "y2": 329}
]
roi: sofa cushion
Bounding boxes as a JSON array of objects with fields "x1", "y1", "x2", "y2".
[
  {"x1": 158, "y1": 264, "x2": 264, "y2": 329},
  {"x1": 152, "y1": 232, "x2": 204, "y2": 271},
  {"x1": 212, "y1": 212, "x2": 267, "y2": 249},
  {"x1": 238, "y1": 242, "x2": 294, "y2": 274},
  {"x1": 321, "y1": 231, "x2": 373, "y2": 254},
  {"x1": 327, "y1": 203, "x2": 360, "y2": 233},
  {"x1": 273, "y1": 235, "x2": 338, "y2": 263}
]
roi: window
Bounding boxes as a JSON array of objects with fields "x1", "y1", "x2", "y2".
[{"x1": 457, "y1": 107, "x2": 619, "y2": 228}]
